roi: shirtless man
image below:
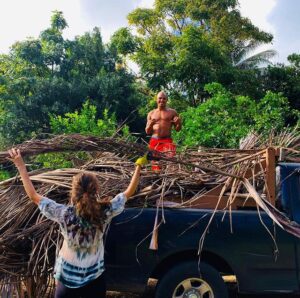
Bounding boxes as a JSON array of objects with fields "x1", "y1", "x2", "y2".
[{"x1": 146, "y1": 91, "x2": 181, "y2": 170}]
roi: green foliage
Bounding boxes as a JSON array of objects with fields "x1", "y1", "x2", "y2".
[
  {"x1": 288, "y1": 53, "x2": 300, "y2": 68},
  {"x1": 50, "y1": 100, "x2": 118, "y2": 136},
  {"x1": 110, "y1": 28, "x2": 137, "y2": 56},
  {"x1": 231, "y1": 40, "x2": 276, "y2": 76},
  {"x1": 173, "y1": 83, "x2": 293, "y2": 148},
  {"x1": 11, "y1": 39, "x2": 44, "y2": 66},
  {"x1": 127, "y1": 0, "x2": 273, "y2": 104},
  {"x1": 1, "y1": 6, "x2": 299, "y2": 154},
  {"x1": 50, "y1": 10, "x2": 68, "y2": 32},
  {"x1": 254, "y1": 91, "x2": 291, "y2": 132},
  {"x1": 34, "y1": 152, "x2": 74, "y2": 169},
  {"x1": 170, "y1": 26, "x2": 229, "y2": 105},
  {"x1": 260, "y1": 55, "x2": 300, "y2": 115},
  {"x1": 127, "y1": 8, "x2": 159, "y2": 35},
  {"x1": 0, "y1": 169, "x2": 10, "y2": 181},
  {"x1": 36, "y1": 101, "x2": 129, "y2": 169},
  {"x1": 0, "y1": 12, "x2": 144, "y2": 146}
]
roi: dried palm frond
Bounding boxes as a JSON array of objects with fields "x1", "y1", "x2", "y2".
[{"x1": 0, "y1": 134, "x2": 146, "y2": 163}]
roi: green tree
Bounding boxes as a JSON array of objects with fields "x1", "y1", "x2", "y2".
[
  {"x1": 232, "y1": 40, "x2": 276, "y2": 69},
  {"x1": 126, "y1": 0, "x2": 273, "y2": 104},
  {"x1": 51, "y1": 10, "x2": 68, "y2": 31},
  {"x1": 49, "y1": 100, "x2": 118, "y2": 136},
  {"x1": 254, "y1": 91, "x2": 291, "y2": 132},
  {"x1": 173, "y1": 83, "x2": 293, "y2": 148},
  {"x1": 0, "y1": 12, "x2": 145, "y2": 146},
  {"x1": 40, "y1": 11, "x2": 67, "y2": 72},
  {"x1": 260, "y1": 53, "x2": 300, "y2": 113},
  {"x1": 110, "y1": 28, "x2": 137, "y2": 57},
  {"x1": 36, "y1": 100, "x2": 133, "y2": 169}
]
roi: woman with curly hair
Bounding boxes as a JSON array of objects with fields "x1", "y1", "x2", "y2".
[{"x1": 8, "y1": 148, "x2": 148, "y2": 298}]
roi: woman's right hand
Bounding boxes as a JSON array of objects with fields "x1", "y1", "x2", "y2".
[
  {"x1": 8, "y1": 148, "x2": 42, "y2": 204},
  {"x1": 8, "y1": 148, "x2": 26, "y2": 169}
]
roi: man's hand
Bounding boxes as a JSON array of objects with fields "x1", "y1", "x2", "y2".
[
  {"x1": 7, "y1": 148, "x2": 26, "y2": 169},
  {"x1": 145, "y1": 111, "x2": 158, "y2": 135},
  {"x1": 172, "y1": 116, "x2": 181, "y2": 126},
  {"x1": 135, "y1": 155, "x2": 149, "y2": 167},
  {"x1": 147, "y1": 118, "x2": 157, "y2": 128}
]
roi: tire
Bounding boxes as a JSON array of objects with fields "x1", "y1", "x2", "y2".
[{"x1": 155, "y1": 261, "x2": 228, "y2": 298}]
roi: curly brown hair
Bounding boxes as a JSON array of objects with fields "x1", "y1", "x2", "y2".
[{"x1": 70, "y1": 172, "x2": 111, "y2": 231}]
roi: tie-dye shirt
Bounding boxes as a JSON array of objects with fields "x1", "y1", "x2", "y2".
[{"x1": 38, "y1": 193, "x2": 126, "y2": 288}]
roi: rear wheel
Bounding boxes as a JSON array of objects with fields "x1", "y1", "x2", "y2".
[{"x1": 155, "y1": 261, "x2": 228, "y2": 298}]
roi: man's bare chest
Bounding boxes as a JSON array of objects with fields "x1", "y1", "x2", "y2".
[{"x1": 151, "y1": 111, "x2": 174, "y2": 121}]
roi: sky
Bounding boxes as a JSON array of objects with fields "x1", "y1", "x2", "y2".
[{"x1": 0, "y1": 0, "x2": 299, "y2": 64}]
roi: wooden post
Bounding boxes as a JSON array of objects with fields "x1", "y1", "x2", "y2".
[{"x1": 265, "y1": 147, "x2": 276, "y2": 206}]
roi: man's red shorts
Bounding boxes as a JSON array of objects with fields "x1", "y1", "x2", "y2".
[{"x1": 149, "y1": 137, "x2": 176, "y2": 170}]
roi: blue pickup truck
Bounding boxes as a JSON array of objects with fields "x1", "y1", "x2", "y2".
[{"x1": 104, "y1": 162, "x2": 300, "y2": 298}]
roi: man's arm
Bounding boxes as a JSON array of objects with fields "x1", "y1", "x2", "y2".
[
  {"x1": 172, "y1": 112, "x2": 182, "y2": 132},
  {"x1": 145, "y1": 111, "x2": 156, "y2": 135},
  {"x1": 8, "y1": 149, "x2": 42, "y2": 205}
]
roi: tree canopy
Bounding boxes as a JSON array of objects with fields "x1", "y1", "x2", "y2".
[
  {"x1": 123, "y1": 0, "x2": 273, "y2": 105},
  {"x1": 173, "y1": 83, "x2": 293, "y2": 148},
  {"x1": 0, "y1": 12, "x2": 144, "y2": 146},
  {"x1": 0, "y1": 4, "x2": 298, "y2": 153}
]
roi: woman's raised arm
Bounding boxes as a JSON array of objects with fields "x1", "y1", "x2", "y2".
[{"x1": 8, "y1": 149, "x2": 42, "y2": 205}]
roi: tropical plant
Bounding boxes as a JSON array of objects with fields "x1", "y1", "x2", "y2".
[
  {"x1": 232, "y1": 40, "x2": 277, "y2": 69},
  {"x1": 35, "y1": 100, "x2": 133, "y2": 169},
  {"x1": 173, "y1": 83, "x2": 293, "y2": 148}
]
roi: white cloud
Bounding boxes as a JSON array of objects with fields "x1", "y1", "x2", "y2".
[
  {"x1": 135, "y1": 0, "x2": 154, "y2": 8},
  {"x1": 0, "y1": 0, "x2": 88, "y2": 53},
  {"x1": 238, "y1": 0, "x2": 280, "y2": 62},
  {"x1": 267, "y1": 0, "x2": 300, "y2": 62},
  {"x1": 239, "y1": 0, "x2": 276, "y2": 33},
  {"x1": 0, "y1": 0, "x2": 156, "y2": 53}
]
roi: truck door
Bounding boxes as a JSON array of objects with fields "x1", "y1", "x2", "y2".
[
  {"x1": 279, "y1": 163, "x2": 300, "y2": 291},
  {"x1": 104, "y1": 208, "x2": 157, "y2": 292}
]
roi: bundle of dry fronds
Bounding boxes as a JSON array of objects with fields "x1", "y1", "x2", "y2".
[
  {"x1": 0, "y1": 134, "x2": 146, "y2": 163},
  {"x1": 1, "y1": 129, "x2": 300, "y2": 297}
]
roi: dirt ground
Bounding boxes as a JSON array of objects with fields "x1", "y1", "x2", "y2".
[
  {"x1": 107, "y1": 291, "x2": 299, "y2": 298},
  {"x1": 106, "y1": 282, "x2": 300, "y2": 298},
  {"x1": 106, "y1": 279, "x2": 156, "y2": 298},
  {"x1": 107, "y1": 290, "x2": 153, "y2": 298}
]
